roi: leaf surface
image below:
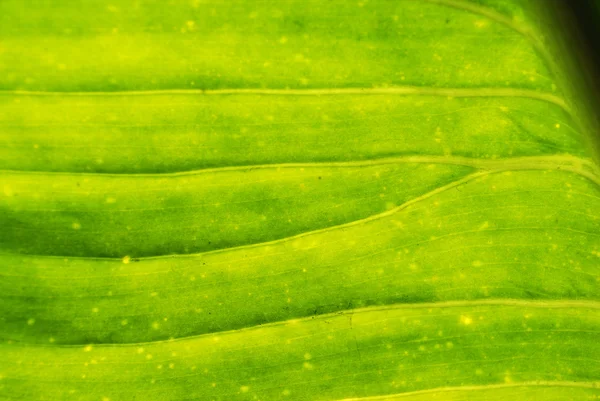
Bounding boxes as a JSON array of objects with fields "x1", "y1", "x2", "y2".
[{"x1": 0, "y1": 0, "x2": 599, "y2": 400}]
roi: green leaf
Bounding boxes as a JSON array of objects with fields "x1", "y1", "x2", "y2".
[{"x1": 0, "y1": 0, "x2": 599, "y2": 400}]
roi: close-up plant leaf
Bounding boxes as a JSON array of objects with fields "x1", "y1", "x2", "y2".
[{"x1": 0, "y1": 0, "x2": 599, "y2": 400}]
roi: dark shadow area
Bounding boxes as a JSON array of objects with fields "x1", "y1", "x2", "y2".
[{"x1": 550, "y1": 0, "x2": 600, "y2": 151}]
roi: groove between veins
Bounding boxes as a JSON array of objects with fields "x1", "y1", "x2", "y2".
[
  {"x1": 1, "y1": 154, "x2": 597, "y2": 180},
  {"x1": 5, "y1": 299, "x2": 599, "y2": 348},
  {"x1": 0, "y1": 86, "x2": 570, "y2": 112},
  {"x1": 1, "y1": 161, "x2": 598, "y2": 263}
]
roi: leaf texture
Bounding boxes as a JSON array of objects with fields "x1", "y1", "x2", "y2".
[{"x1": 0, "y1": 0, "x2": 599, "y2": 400}]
